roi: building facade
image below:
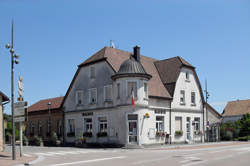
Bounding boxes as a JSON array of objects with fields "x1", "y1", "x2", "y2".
[
  {"x1": 62, "y1": 46, "x2": 206, "y2": 146},
  {"x1": 26, "y1": 96, "x2": 64, "y2": 145},
  {"x1": 0, "y1": 91, "x2": 9, "y2": 151},
  {"x1": 222, "y1": 99, "x2": 250, "y2": 123}
]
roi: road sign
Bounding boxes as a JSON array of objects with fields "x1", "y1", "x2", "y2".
[
  {"x1": 14, "y1": 101, "x2": 27, "y2": 108},
  {"x1": 14, "y1": 116, "x2": 26, "y2": 122},
  {"x1": 14, "y1": 107, "x2": 25, "y2": 116}
]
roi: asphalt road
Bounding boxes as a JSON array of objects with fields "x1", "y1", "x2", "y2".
[{"x1": 5, "y1": 142, "x2": 250, "y2": 166}]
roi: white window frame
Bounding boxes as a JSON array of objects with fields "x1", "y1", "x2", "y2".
[
  {"x1": 103, "y1": 85, "x2": 112, "y2": 102},
  {"x1": 89, "y1": 88, "x2": 97, "y2": 104},
  {"x1": 83, "y1": 118, "x2": 92, "y2": 133},
  {"x1": 191, "y1": 92, "x2": 196, "y2": 106},
  {"x1": 175, "y1": 116, "x2": 182, "y2": 131},
  {"x1": 194, "y1": 117, "x2": 200, "y2": 131},
  {"x1": 126, "y1": 80, "x2": 138, "y2": 99},
  {"x1": 75, "y1": 90, "x2": 84, "y2": 105},
  {"x1": 89, "y1": 66, "x2": 95, "y2": 78},
  {"x1": 98, "y1": 117, "x2": 108, "y2": 133},
  {"x1": 180, "y1": 90, "x2": 185, "y2": 105},
  {"x1": 185, "y1": 71, "x2": 190, "y2": 81},
  {"x1": 156, "y1": 116, "x2": 164, "y2": 132}
]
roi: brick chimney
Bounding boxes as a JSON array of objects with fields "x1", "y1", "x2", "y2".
[{"x1": 133, "y1": 45, "x2": 140, "y2": 62}]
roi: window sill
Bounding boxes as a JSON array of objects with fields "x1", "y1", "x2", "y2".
[
  {"x1": 89, "y1": 102, "x2": 97, "y2": 105},
  {"x1": 143, "y1": 97, "x2": 149, "y2": 101},
  {"x1": 180, "y1": 102, "x2": 186, "y2": 105},
  {"x1": 191, "y1": 103, "x2": 196, "y2": 106},
  {"x1": 104, "y1": 99, "x2": 113, "y2": 103},
  {"x1": 185, "y1": 79, "x2": 190, "y2": 83}
]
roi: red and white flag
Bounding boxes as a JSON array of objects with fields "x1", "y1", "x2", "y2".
[{"x1": 131, "y1": 90, "x2": 135, "y2": 106}]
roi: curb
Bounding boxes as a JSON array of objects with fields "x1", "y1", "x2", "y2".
[{"x1": 14, "y1": 155, "x2": 44, "y2": 166}]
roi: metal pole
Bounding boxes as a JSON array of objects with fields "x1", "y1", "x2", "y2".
[
  {"x1": 11, "y1": 20, "x2": 16, "y2": 160},
  {"x1": 205, "y1": 80, "x2": 208, "y2": 142},
  {"x1": 19, "y1": 122, "x2": 23, "y2": 157}
]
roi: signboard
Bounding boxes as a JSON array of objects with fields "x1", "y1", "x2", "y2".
[
  {"x1": 14, "y1": 116, "x2": 26, "y2": 123},
  {"x1": 14, "y1": 101, "x2": 28, "y2": 122}
]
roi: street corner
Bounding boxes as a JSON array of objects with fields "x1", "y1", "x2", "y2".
[{"x1": 0, "y1": 151, "x2": 37, "y2": 166}]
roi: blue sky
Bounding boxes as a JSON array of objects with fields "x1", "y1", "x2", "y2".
[{"x1": 0, "y1": 0, "x2": 250, "y2": 114}]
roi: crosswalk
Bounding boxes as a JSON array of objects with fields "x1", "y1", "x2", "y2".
[{"x1": 25, "y1": 149, "x2": 123, "y2": 157}]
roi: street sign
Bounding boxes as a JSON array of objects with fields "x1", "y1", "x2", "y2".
[
  {"x1": 14, "y1": 107, "x2": 25, "y2": 116},
  {"x1": 14, "y1": 116, "x2": 26, "y2": 122},
  {"x1": 14, "y1": 101, "x2": 27, "y2": 108}
]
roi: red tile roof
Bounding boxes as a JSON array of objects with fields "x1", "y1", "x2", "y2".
[
  {"x1": 28, "y1": 96, "x2": 64, "y2": 112},
  {"x1": 222, "y1": 99, "x2": 250, "y2": 116},
  {"x1": 79, "y1": 47, "x2": 171, "y2": 99}
]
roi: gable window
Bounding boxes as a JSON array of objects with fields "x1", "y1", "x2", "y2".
[
  {"x1": 104, "y1": 85, "x2": 112, "y2": 102},
  {"x1": 38, "y1": 121, "x2": 42, "y2": 136},
  {"x1": 90, "y1": 66, "x2": 95, "y2": 78},
  {"x1": 185, "y1": 72, "x2": 189, "y2": 81},
  {"x1": 67, "y1": 119, "x2": 75, "y2": 137},
  {"x1": 117, "y1": 83, "x2": 120, "y2": 99},
  {"x1": 89, "y1": 88, "x2": 97, "y2": 104},
  {"x1": 191, "y1": 92, "x2": 196, "y2": 105},
  {"x1": 175, "y1": 116, "x2": 182, "y2": 131},
  {"x1": 180, "y1": 90, "x2": 185, "y2": 105},
  {"x1": 127, "y1": 81, "x2": 137, "y2": 98},
  {"x1": 144, "y1": 82, "x2": 148, "y2": 99},
  {"x1": 75, "y1": 90, "x2": 84, "y2": 105},
  {"x1": 98, "y1": 117, "x2": 107, "y2": 132},
  {"x1": 156, "y1": 116, "x2": 164, "y2": 132}
]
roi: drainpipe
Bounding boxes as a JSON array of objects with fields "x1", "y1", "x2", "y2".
[
  {"x1": 169, "y1": 102, "x2": 172, "y2": 144},
  {"x1": 2, "y1": 101, "x2": 10, "y2": 151},
  {"x1": 202, "y1": 102, "x2": 205, "y2": 143}
]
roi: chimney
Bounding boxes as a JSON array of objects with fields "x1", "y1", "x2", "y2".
[{"x1": 133, "y1": 45, "x2": 140, "y2": 62}]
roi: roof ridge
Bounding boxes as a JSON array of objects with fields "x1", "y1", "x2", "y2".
[
  {"x1": 39, "y1": 96, "x2": 64, "y2": 102},
  {"x1": 228, "y1": 99, "x2": 250, "y2": 103}
]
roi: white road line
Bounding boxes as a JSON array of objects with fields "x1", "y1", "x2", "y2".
[
  {"x1": 35, "y1": 152, "x2": 55, "y2": 156},
  {"x1": 179, "y1": 157, "x2": 201, "y2": 163},
  {"x1": 182, "y1": 160, "x2": 207, "y2": 166},
  {"x1": 23, "y1": 153, "x2": 32, "y2": 157},
  {"x1": 132, "y1": 157, "x2": 169, "y2": 165},
  {"x1": 47, "y1": 156, "x2": 127, "y2": 166},
  {"x1": 209, "y1": 149, "x2": 226, "y2": 153}
]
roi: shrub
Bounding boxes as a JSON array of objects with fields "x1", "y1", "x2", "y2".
[
  {"x1": 51, "y1": 132, "x2": 58, "y2": 145},
  {"x1": 238, "y1": 136, "x2": 248, "y2": 141},
  {"x1": 23, "y1": 135, "x2": 28, "y2": 144},
  {"x1": 34, "y1": 136, "x2": 42, "y2": 146}
]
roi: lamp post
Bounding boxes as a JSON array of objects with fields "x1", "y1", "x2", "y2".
[
  {"x1": 5, "y1": 21, "x2": 19, "y2": 160},
  {"x1": 204, "y1": 80, "x2": 210, "y2": 142},
  {"x1": 48, "y1": 102, "x2": 51, "y2": 136}
]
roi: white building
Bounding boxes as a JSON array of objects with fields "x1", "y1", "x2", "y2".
[{"x1": 62, "y1": 46, "x2": 205, "y2": 146}]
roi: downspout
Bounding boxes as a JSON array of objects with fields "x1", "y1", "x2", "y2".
[
  {"x1": 2, "y1": 101, "x2": 10, "y2": 151},
  {"x1": 169, "y1": 102, "x2": 172, "y2": 144},
  {"x1": 202, "y1": 102, "x2": 205, "y2": 143}
]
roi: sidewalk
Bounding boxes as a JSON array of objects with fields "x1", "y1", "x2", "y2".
[
  {"x1": 0, "y1": 151, "x2": 36, "y2": 166},
  {"x1": 143, "y1": 141, "x2": 250, "y2": 150}
]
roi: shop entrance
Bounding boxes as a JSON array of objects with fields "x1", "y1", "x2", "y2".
[{"x1": 128, "y1": 114, "x2": 138, "y2": 144}]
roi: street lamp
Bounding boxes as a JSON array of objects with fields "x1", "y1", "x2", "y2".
[
  {"x1": 48, "y1": 102, "x2": 51, "y2": 136},
  {"x1": 5, "y1": 21, "x2": 19, "y2": 160},
  {"x1": 204, "y1": 80, "x2": 210, "y2": 142}
]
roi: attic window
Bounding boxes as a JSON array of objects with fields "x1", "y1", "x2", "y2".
[
  {"x1": 89, "y1": 88, "x2": 97, "y2": 104},
  {"x1": 76, "y1": 90, "x2": 84, "y2": 105}
]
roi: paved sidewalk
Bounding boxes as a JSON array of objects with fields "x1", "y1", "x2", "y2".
[{"x1": 0, "y1": 151, "x2": 36, "y2": 166}]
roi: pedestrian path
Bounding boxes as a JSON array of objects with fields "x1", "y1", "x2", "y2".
[{"x1": 25, "y1": 149, "x2": 124, "y2": 157}]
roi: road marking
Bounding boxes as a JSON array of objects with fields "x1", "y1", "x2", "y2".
[
  {"x1": 181, "y1": 160, "x2": 207, "y2": 166},
  {"x1": 35, "y1": 152, "x2": 55, "y2": 156},
  {"x1": 209, "y1": 149, "x2": 226, "y2": 153},
  {"x1": 132, "y1": 157, "x2": 169, "y2": 165},
  {"x1": 47, "y1": 156, "x2": 126, "y2": 166},
  {"x1": 23, "y1": 153, "x2": 32, "y2": 157},
  {"x1": 179, "y1": 156, "x2": 202, "y2": 164}
]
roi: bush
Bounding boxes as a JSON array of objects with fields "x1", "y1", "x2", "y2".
[
  {"x1": 34, "y1": 136, "x2": 42, "y2": 146},
  {"x1": 23, "y1": 135, "x2": 28, "y2": 145},
  {"x1": 83, "y1": 132, "x2": 92, "y2": 137},
  {"x1": 51, "y1": 132, "x2": 58, "y2": 145},
  {"x1": 238, "y1": 136, "x2": 248, "y2": 141}
]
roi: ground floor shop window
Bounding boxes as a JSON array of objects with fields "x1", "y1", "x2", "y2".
[
  {"x1": 57, "y1": 120, "x2": 62, "y2": 137},
  {"x1": 194, "y1": 117, "x2": 201, "y2": 135},
  {"x1": 175, "y1": 116, "x2": 183, "y2": 136},
  {"x1": 156, "y1": 116, "x2": 165, "y2": 137},
  {"x1": 97, "y1": 117, "x2": 107, "y2": 137},
  {"x1": 38, "y1": 121, "x2": 42, "y2": 136},
  {"x1": 83, "y1": 118, "x2": 92, "y2": 137},
  {"x1": 30, "y1": 121, "x2": 34, "y2": 136},
  {"x1": 67, "y1": 119, "x2": 75, "y2": 137}
]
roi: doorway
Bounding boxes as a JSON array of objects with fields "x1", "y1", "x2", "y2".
[{"x1": 128, "y1": 114, "x2": 138, "y2": 144}]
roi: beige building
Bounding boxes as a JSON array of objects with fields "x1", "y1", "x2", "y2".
[{"x1": 0, "y1": 91, "x2": 9, "y2": 151}]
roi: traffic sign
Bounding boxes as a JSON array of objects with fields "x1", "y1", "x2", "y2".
[
  {"x1": 14, "y1": 116, "x2": 26, "y2": 122},
  {"x1": 14, "y1": 101, "x2": 27, "y2": 108}
]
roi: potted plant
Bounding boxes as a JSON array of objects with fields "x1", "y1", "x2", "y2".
[
  {"x1": 83, "y1": 132, "x2": 92, "y2": 137},
  {"x1": 96, "y1": 132, "x2": 108, "y2": 137},
  {"x1": 175, "y1": 130, "x2": 183, "y2": 137},
  {"x1": 34, "y1": 136, "x2": 43, "y2": 146}
]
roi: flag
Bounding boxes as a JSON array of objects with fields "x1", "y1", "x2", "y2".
[{"x1": 131, "y1": 90, "x2": 135, "y2": 106}]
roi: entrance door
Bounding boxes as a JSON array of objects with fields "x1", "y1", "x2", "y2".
[{"x1": 127, "y1": 114, "x2": 138, "y2": 144}]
